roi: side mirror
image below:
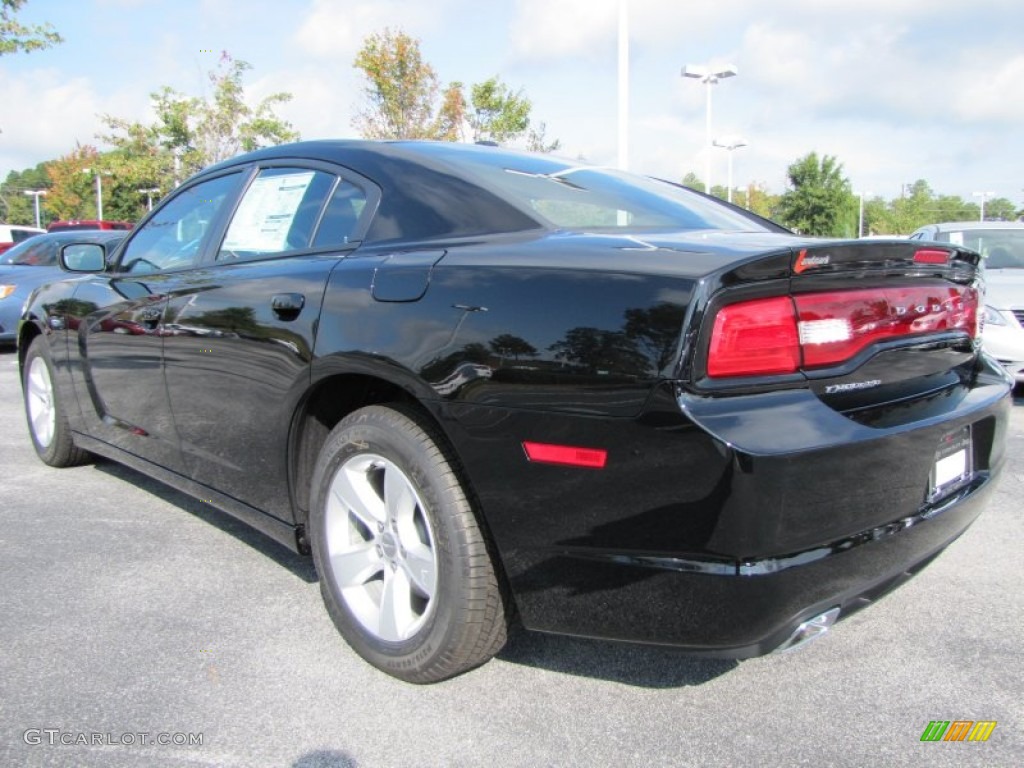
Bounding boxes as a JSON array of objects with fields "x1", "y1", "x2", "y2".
[{"x1": 60, "y1": 243, "x2": 106, "y2": 272}]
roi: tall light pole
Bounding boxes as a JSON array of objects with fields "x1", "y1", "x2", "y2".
[
  {"x1": 617, "y1": 0, "x2": 629, "y2": 172},
  {"x1": 138, "y1": 187, "x2": 160, "y2": 211},
  {"x1": 972, "y1": 190, "x2": 994, "y2": 222},
  {"x1": 857, "y1": 190, "x2": 873, "y2": 238},
  {"x1": 23, "y1": 189, "x2": 47, "y2": 228},
  {"x1": 81, "y1": 168, "x2": 105, "y2": 220},
  {"x1": 682, "y1": 63, "x2": 737, "y2": 196},
  {"x1": 712, "y1": 136, "x2": 747, "y2": 203}
]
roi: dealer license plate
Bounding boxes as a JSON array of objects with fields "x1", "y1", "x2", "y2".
[{"x1": 928, "y1": 425, "x2": 973, "y2": 503}]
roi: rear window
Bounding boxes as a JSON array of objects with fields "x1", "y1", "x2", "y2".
[
  {"x1": 11, "y1": 228, "x2": 42, "y2": 243},
  {"x1": 944, "y1": 229, "x2": 1024, "y2": 269},
  {"x1": 460, "y1": 161, "x2": 769, "y2": 232}
]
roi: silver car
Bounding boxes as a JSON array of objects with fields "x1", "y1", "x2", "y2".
[
  {"x1": 910, "y1": 221, "x2": 1024, "y2": 385},
  {"x1": 0, "y1": 230, "x2": 126, "y2": 345}
]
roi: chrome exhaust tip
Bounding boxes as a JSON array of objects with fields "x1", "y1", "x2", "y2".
[{"x1": 773, "y1": 607, "x2": 841, "y2": 654}]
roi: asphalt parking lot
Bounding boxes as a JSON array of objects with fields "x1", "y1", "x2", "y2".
[{"x1": 0, "y1": 346, "x2": 1021, "y2": 768}]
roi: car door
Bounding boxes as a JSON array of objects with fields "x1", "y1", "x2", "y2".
[
  {"x1": 69, "y1": 171, "x2": 244, "y2": 469},
  {"x1": 160, "y1": 164, "x2": 374, "y2": 522}
]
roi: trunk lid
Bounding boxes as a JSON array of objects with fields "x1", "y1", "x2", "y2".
[{"x1": 687, "y1": 239, "x2": 985, "y2": 415}]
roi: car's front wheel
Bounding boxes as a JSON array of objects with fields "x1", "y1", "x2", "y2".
[
  {"x1": 23, "y1": 336, "x2": 90, "y2": 467},
  {"x1": 309, "y1": 403, "x2": 508, "y2": 683}
]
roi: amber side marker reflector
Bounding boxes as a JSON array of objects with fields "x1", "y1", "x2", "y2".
[
  {"x1": 523, "y1": 441, "x2": 608, "y2": 469},
  {"x1": 913, "y1": 249, "x2": 950, "y2": 265}
]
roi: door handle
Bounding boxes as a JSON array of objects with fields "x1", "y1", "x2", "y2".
[{"x1": 271, "y1": 293, "x2": 305, "y2": 320}]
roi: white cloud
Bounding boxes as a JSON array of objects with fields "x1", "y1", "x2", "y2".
[
  {"x1": 249, "y1": 68, "x2": 361, "y2": 141},
  {"x1": 950, "y1": 53, "x2": 1024, "y2": 123},
  {"x1": 507, "y1": 0, "x2": 618, "y2": 61},
  {"x1": 0, "y1": 67, "x2": 106, "y2": 168},
  {"x1": 294, "y1": 0, "x2": 448, "y2": 60}
]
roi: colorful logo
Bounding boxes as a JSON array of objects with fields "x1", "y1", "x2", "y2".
[{"x1": 920, "y1": 720, "x2": 997, "y2": 742}]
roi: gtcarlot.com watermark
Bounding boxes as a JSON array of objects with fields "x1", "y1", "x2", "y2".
[{"x1": 23, "y1": 729, "x2": 203, "y2": 747}]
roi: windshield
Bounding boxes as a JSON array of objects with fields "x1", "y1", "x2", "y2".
[
  {"x1": 944, "y1": 229, "x2": 1024, "y2": 269},
  {"x1": 0, "y1": 238, "x2": 54, "y2": 266}
]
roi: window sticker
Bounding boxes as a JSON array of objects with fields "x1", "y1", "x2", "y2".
[
  {"x1": 223, "y1": 171, "x2": 315, "y2": 252},
  {"x1": 948, "y1": 231, "x2": 964, "y2": 246}
]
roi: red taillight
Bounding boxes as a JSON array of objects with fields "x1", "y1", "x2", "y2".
[
  {"x1": 523, "y1": 441, "x2": 608, "y2": 469},
  {"x1": 913, "y1": 249, "x2": 950, "y2": 265},
  {"x1": 707, "y1": 286, "x2": 978, "y2": 378},
  {"x1": 707, "y1": 296, "x2": 801, "y2": 377}
]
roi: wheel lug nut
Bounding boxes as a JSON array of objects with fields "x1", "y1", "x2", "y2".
[
  {"x1": 377, "y1": 522, "x2": 384, "y2": 532},
  {"x1": 375, "y1": 545, "x2": 383, "y2": 556}
]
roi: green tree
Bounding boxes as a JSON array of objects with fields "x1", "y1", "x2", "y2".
[
  {"x1": 353, "y1": 29, "x2": 446, "y2": 139},
  {"x1": 526, "y1": 122, "x2": 561, "y2": 153},
  {"x1": 435, "y1": 82, "x2": 468, "y2": 142},
  {"x1": 352, "y1": 29, "x2": 559, "y2": 149},
  {"x1": 736, "y1": 182, "x2": 780, "y2": 220},
  {"x1": 861, "y1": 195, "x2": 890, "y2": 235},
  {"x1": 0, "y1": 0, "x2": 61, "y2": 56},
  {"x1": 681, "y1": 171, "x2": 705, "y2": 193},
  {"x1": 44, "y1": 145, "x2": 100, "y2": 221},
  {"x1": 468, "y1": 77, "x2": 531, "y2": 144},
  {"x1": 101, "y1": 53, "x2": 298, "y2": 193},
  {"x1": 0, "y1": 162, "x2": 51, "y2": 225},
  {"x1": 985, "y1": 197, "x2": 1016, "y2": 221},
  {"x1": 931, "y1": 194, "x2": 975, "y2": 223},
  {"x1": 777, "y1": 152, "x2": 856, "y2": 236}
]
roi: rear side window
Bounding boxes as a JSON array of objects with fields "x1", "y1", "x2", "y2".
[
  {"x1": 217, "y1": 168, "x2": 335, "y2": 262},
  {"x1": 313, "y1": 180, "x2": 367, "y2": 247}
]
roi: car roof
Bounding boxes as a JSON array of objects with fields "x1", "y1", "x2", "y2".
[
  {"x1": 31, "y1": 229, "x2": 126, "y2": 242},
  {"x1": 923, "y1": 221, "x2": 1024, "y2": 232},
  {"x1": 203, "y1": 139, "x2": 571, "y2": 175}
]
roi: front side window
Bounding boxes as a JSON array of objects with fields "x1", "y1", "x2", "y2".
[
  {"x1": 119, "y1": 174, "x2": 240, "y2": 274},
  {"x1": 217, "y1": 167, "x2": 335, "y2": 261}
]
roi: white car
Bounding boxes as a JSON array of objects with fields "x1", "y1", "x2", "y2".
[
  {"x1": 910, "y1": 221, "x2": 1024, "y2": 384},
  {"x1": 0, "y1": 224, "x2": 45, "y2": 256}
]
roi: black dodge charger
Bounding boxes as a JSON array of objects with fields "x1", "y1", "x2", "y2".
[{"x1": 18, "y1": 141, "x2": 1011, "y2": 682}]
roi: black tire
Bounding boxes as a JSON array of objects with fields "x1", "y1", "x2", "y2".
[
  {"x1": 22, "y1": 336, "x2": 90, "y2": 467},
  {"x1": 309, "y1": 403, "x2": 507, "y2": 683}
]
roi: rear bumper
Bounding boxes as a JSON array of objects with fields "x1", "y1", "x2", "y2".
[
  {"x1": 513, "y1": 471, "x2": 994, "y2": 654},
  {"x1": 442, "y1": 357, "x2": 1011, "y2": 654}
]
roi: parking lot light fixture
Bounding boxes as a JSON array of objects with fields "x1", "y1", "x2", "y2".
[
  {"x1": 712, "y1": 136, "x2": 747, "y2": 203},
  {"x1": 857, "y1": 190, "x2": 873, "y2": 238},
  {"x1": 81, "y1": 168, "x2": 108, "y2": 220},
  {"x1": 138, "y1": 187, "x2": 160, "y2": 211},
  {"x1": 683, "y1": 63, "x2": 738, "y2": 196},
  {"x1": 972, "y1": 190, "x2": 994, "y2": 222},
  {"x1": 23, "y1": 189, "x2": 47, "y2": 228}
]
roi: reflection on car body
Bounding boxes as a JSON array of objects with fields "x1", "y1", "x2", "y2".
[{"x1": 17, "y1": 141, "x2": 1011, "y2": 683}]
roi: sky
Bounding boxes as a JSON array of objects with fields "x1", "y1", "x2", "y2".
[{"x1": 1, "y1": 0, "x2": 1022, "y2": 208}]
